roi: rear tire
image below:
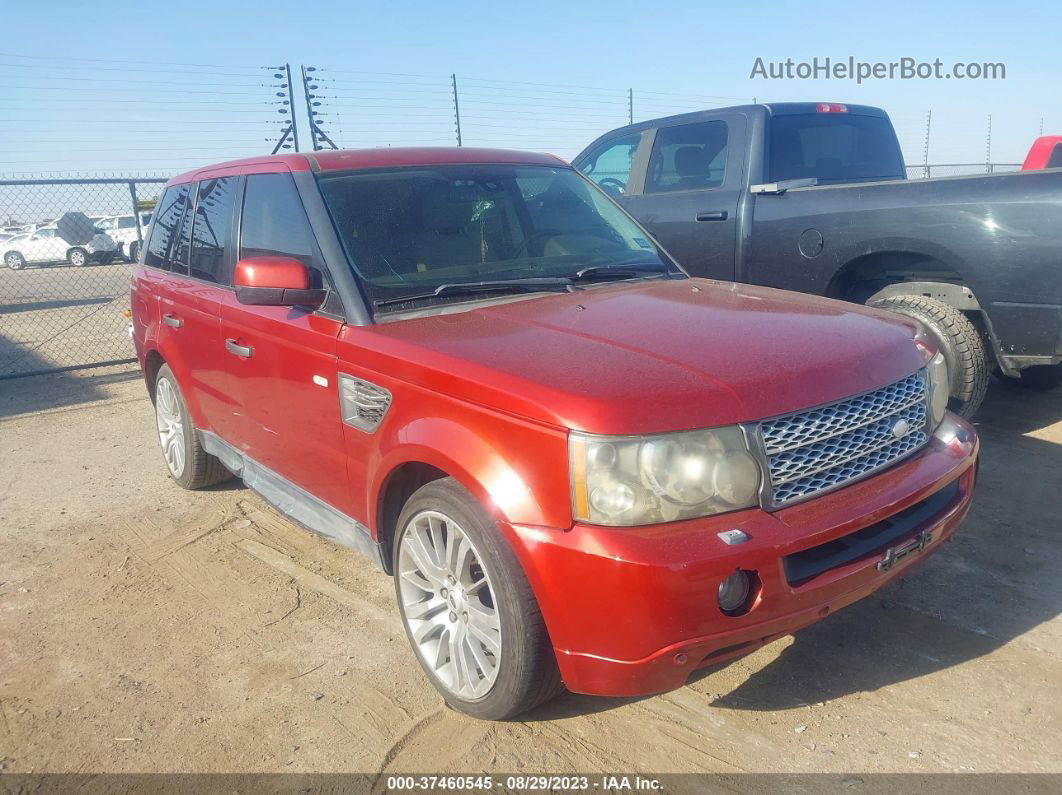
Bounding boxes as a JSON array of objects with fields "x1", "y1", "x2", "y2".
[
  {"x1": 153, "y1": 364, "x2": 232, "y2": 490},
  {"x1": 127, "y1": 241, "x2": 140, "y2": 263},
  {"x1": 868, "y1": 294, "x2": 989, "y2": 419},
  {"x1": 67, "y1": 247, "x2": 88, "y2": 267},
  {"x1": 997, "y1": 364, "x2": 1062, "y2": 391},
  {"x1": 392, "y1": 478, "x2": 562, "y2": 720},
  {"x1": 4, "y1": 251, "x2": 25, "y2": 270}
]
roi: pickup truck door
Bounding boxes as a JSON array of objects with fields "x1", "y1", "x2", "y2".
[{"x1": 618, "y1": 113, "x2": 747, "y2": 281}]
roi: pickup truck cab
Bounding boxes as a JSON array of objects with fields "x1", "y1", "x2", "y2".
[
  {"x1": 131, "y1": 148, "x2": 978, "y2": 719},
  {"x1": 575, "y1": 103, "x2": 1062, "y2": 409},
  {"x1": 1022, "y1": 136, "x2": 1062, "y2": 170}
]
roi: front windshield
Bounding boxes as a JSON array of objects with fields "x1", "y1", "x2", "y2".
[{"x1": 316, "y1": 164, "x2": 677, "y2": 309}]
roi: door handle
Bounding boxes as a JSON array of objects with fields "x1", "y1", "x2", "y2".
[
  {"x1": 696, "y1": 210, "x2": 728, "y2": 221},
  {"x1": 225, "y1": 338, "x2": 253, "y2": 358},
  {"x1": 162, "y1": 313, "x2": 182, "y2": 328}
]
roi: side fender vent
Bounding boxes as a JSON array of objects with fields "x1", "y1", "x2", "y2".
[{"x1": 338, "y1": 374, "x2": 392, "y2": 432}]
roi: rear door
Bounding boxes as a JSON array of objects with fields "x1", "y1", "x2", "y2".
[
  {"x1": 218, "y1": 171, "x2": 353, "y2": 515},
  {"x1": 144, "y1": 180, "x2": 234, "y2": 434},
  {"x1": 619, "y1": 114, "x2": 747, "y2": 280}
]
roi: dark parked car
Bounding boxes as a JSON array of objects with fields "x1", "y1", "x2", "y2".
[{"x1": 574, "y1": 103, "x2": 1062, "y2": 413}]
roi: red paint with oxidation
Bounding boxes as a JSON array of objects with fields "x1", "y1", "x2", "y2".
[
  {"x1": 132, "y1": 148, "x2": 979, "y2": 698},
  {"x1": 233, "y1": 256, "x2": 311, "y2": 289}
]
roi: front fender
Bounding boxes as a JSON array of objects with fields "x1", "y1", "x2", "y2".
[{"x1": 368, "y1": 412, "x2": 571, "y2": 536}]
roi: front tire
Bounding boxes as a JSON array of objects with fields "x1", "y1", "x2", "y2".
[
  {"x1": 393, "y1": 478, "x2": 561, "y2": 720},
  {"x1": 154, "y1": 364, "x2": 232, "y2": 489},
  {"x1": 4, "y1": 251, "x2": 25, "y2": 270},
  {"x1": 868, "y1": 294, "x2": 989, "y2": 418},
  {"x1": 67, "y1": 247, "x2": 88, "y2": 267}
]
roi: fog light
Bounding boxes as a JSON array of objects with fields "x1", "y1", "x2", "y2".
[{"x1": 717, "y1": 569, "x2": 751, "y2": 615}]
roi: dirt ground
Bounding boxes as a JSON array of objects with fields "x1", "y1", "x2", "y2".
[{"x1": 1, "y1": 365, "x2": 1060, "y2": 778}]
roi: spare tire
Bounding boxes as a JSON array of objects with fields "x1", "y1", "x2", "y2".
[{"x1": 868, "y1": 294, "x2": 989, "y2": 419}]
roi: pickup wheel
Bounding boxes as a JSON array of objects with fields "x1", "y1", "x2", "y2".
[
  {"x1": 868, "y1": 294, "x2": 989, "y2": 419},
  {"x1": 153, "y1": 364, "x2": 232, "y2": 489},
  {"x1": 393, "y1": 478, "x2": 562, "y2": 720},
  {"x1": 997, "y1": 364, "x2": 1062, "y2": 390}
]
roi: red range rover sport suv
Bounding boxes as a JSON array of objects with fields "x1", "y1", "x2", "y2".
[{"x1": 130, "y1": 147, "x2": 979, "y2": 719}]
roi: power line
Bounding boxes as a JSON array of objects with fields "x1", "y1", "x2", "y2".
[{"x1": 0, "y1": 51, "x2": 263, "y2": 69}]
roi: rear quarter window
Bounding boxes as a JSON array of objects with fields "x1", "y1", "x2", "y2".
[{"x1": 144, "y1": 184, "x2": 193, "y2": 271}]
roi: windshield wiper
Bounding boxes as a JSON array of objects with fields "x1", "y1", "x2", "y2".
[
  {"x1": 373, "y1": 277, "x2": 573, "y2": 309},
  {"x1": 571, "y1": 263, "x2": 675, "y2": 283}
]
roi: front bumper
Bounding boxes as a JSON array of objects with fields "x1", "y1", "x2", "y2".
[{"x1": 502, "y1": 414, "x2": 978, "y2": 697}]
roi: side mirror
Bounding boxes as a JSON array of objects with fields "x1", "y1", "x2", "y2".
[{"x1": 233, "y1": 256, "x2": 326, "y2": 308}]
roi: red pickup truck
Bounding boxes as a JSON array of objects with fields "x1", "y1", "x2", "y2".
[
  {"x1": 131, "y1": 147, "x2": 978, "y2": 719},
  {"x1": 1022, "y1": 136, "x2": 1062, "y2": 170}
]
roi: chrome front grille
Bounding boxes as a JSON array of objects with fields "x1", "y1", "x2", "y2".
[{"x1": 758, "y1": 371, "x2": 929, "y2": 508}]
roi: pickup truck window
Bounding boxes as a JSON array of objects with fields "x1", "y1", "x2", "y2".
[
  {"x1": 768, "y1": 113, "x2": 905, "y2": 184},
  {"x1": 577, "y1": 133, "x2": 640, "y2": 196},
  {"x1": 317, "y1": 164, "x2": 669, "y2": 308},
  {"x1": 645, "y1": 121, "x2": 728, "y2": 193}
]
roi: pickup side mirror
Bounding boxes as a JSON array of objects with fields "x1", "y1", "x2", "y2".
[{"x1": 233, "y1": 256, "x2": 326, "y2": 308}]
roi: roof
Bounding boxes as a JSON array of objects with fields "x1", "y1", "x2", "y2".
[{"x1": 167, "y1": 147, "x2": 568, "y2": 187}]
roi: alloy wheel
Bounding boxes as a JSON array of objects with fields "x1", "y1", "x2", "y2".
[
  {"x1": 155, "y1": 378, "x2": 186, "y2": 478},
  {"x1": 397, "y1": 510, "x2": 502, "y2": 700}
]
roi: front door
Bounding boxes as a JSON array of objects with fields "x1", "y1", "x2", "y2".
[
  {"x1": 620, "y1": 115, "x2": 746, "y2": 281},
  {"x1": 218, "y1": 171, "x2": 353, "y2": 516}
]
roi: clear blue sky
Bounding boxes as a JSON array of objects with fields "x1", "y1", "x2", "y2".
[{"x1": 0, "y1": 0, "x2": 1057, "y2": 175}]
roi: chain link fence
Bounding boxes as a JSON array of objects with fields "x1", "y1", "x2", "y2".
[{"x1": 0, "y1": 177, "x2": 167, "y2": 378}]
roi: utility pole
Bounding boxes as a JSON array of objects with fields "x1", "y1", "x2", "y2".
[
  {"x1": 628, "y1": 88, "x2": 633, "y2": 125},
  {"x1": 922, "y1": 109, "x2": 932, "y2": 179},
  {"x1": 986, "y1": 114, "x2": 992, "y2": 172},
  {"x1": 302, "y1": 65, "x2": 338, "y2": 151},
  {"x1": 451, "y1": 73, "x2": 462, "y2": 146},
  {"x1": 268, "y1": 63, "x2": 299, "y2": 153}
]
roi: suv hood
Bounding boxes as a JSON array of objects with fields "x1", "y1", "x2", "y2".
[{"x1": 344, "y1": 279, "x2": 926, "y2": 435}]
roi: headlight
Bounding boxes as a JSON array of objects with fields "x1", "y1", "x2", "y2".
[
  {"x1": 925, "y1": 351, "x2": 949, "y2": 428},
  {"x1": 570, "y1": 427, "x2": 762, "y2": 526}
]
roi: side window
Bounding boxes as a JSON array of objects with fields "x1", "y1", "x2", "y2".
[
  {"x1": 1048, "y1": 144, "x2": 1062, "y2": 169},
  {"x1": 118, "y1": 217, "x2": 136, "y2": 230},
  {"x1": 171, "y1": 183, "x2": 196, "y2": 274},
  {"x1": 188, "y1": 177, "x2": 237, "y2": 284},
  {"x1": 144, "y1": 184, "x2": 192, "y2": 271},
  {"x1": 645, "y1": 121, "x2": 729, "y2": 193},
  {"x1": 36, "y1": 228, "x2": 56, "y2": 238},
  {"x1": 576, "y1": 134, "x2": 640, "y2": 197},
  {"x1": 240, "y1": 173, "x2": 315, "y2": 271}
]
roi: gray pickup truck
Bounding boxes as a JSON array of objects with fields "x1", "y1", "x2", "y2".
[{"x1": 573, "y1": 102, "x2": 1062, "y2": 416}]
